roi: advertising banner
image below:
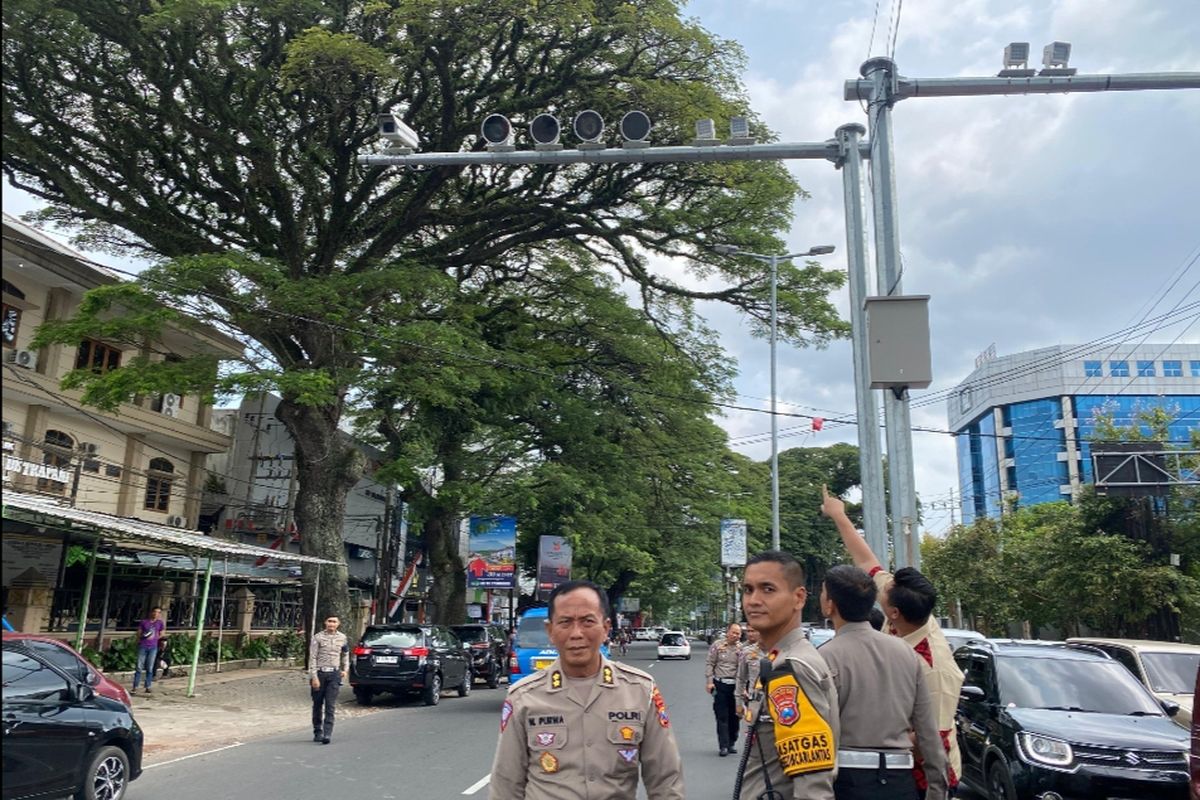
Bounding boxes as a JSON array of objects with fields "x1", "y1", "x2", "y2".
[
  {"x1": 466, "y1": 515, "x2": 518, "y2": 589},
  {"x1": 536, "y1": 535, "x2": 573, "y2": 594},
  {"x1": 719, "y1": 518, "x2": 747, "y2": 567}
]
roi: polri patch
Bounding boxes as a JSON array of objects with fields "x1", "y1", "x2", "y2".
[
  {"x1": 539, "y1": 752, "x2": 559, "y2": 774},
  {"x1": 619, "y1": 725, "x2": 635, "y2": 742},
  {"x1": 535, "y1": 731, "x2": 556, "y2": 747},
  {"x1": 500, "y1": 701, "x2": 513, "y2": 732}
]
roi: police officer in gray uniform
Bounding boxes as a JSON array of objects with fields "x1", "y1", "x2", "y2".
[
  {"x1": 706, "y1": 622, "x2": 743, "y2": 756},
  {"x1": 308, "y1": 614, "x2": 349, "y2": 744},
  {"x1": 819, "y1": 566, "x2": 947, "y2": 800},
  {"x1": 489, "y1": 580, "x2": 684, "y2": 800}
]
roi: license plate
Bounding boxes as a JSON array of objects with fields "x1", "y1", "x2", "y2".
[
  {"x1": 533, "y1": 659, "x2": 554, "y2": 670},
  {"x1": 374, "y1": 655, "x2": 398, "y2": 664}
]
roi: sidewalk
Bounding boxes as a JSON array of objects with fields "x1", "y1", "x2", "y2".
[{"x1": 130, "y1": 667, "x2": 384, "y2": 764}]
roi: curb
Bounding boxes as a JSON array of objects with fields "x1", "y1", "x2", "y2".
[{"x1": 107, "y1": 656, "x2": 298, "y2": 683}]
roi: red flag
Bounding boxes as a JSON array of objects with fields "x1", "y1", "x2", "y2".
[{"x1": 811, "y1": 417, "x2": 824, "y2": 431}]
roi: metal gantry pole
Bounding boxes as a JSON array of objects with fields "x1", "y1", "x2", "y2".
[
  {"x1": 862, "y1": 57, "x2": 920, "y2": 570},
  {"x1": 769, "y1": 253, "x2": 781, "y2": 551},
  {"x1": 835, "y1": 123, "x2": 889, "y2": 560},
  {"x1": 73, "y1": 537, "x2": 100, "y2": 653}
]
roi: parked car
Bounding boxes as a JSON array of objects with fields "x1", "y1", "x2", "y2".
[
  {"x1": 2, "y1": 644, "x2": 143, "y2": 800},
  {"x1": 2, "y1": 631, "x2": 133, "y2": 709},
  {"x1": 954, "y1": 639, "x2": 1189, "y2": 800},
  {"x1": 509, "y1": 607, "x2": 611, "y2": 683},
  {"x1": 940, "y1": 627, "x2": 986, "y2": 654},
  {"x1": 450, "y1": 623, "x2": 509, "y2": 689},
  {"x1": 1067, "y1": 637, "x2": 1199, "y2": 729},
  {"x1": 348, "y1": 624, "x2": 471, "y2": 706},
  {"x1": 657, "y1": 631, "x2": 691, "y2": 660}
]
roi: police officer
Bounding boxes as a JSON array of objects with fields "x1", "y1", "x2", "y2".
[
  {"x1": 735, "y1": 627, "x2": 763, "y2": 717},
  {"x1": 489, "y1": 580, "x2": 684, "y2": 800},
  {"x1": 706, "y1": 622, "x2": 743, "y2": 756},
  {"x1": 819, "y1": 565, "x2": 947, "y2": 800},
  {"x1": 737, "y1": 551, "x2": 839, "y2": 800},
  {"x1": 308, "y1": 614, "x2": 348, "y2": 744}
]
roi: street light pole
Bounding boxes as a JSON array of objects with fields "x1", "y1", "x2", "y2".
[{"x1": 714, "y1": 244, "x2": 836, "y2": 552}]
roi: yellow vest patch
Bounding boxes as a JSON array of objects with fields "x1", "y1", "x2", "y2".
[{"x1": 764, "y1": 672, "x2": 835, "y2": 776}]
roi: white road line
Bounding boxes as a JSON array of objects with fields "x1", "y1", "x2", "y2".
[
  {"x1": 462, "y1": 774, "x2": 491, "y2": 795},
  {"x1": 144, "y1": 741, "x2": 245, "y2": 769}
]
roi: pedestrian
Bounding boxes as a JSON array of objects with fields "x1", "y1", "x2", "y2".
[
  {"x1": 822, "y1": 485, "x2": 964, "y2": 797},
  {"x1": 735, "y1": 627, "x2": 763, "y2": 718},
  {"x1": 736, "y1": 551, "x2": 839, "y2": 800},
  {"x1": 308, "y1": 614, "x2": 348, "y2": 745},
  {"x1": 132, "y1": 606, "x2": 165, "y2": 694},
  {"x1": 819, "y1": 565, "x2": 948, "y2": 800},
  {"x1": 705, "y1": 622, "x2": 743, "y2": 757},
  {"x1": 488, "y1": 579, "x2": 684, "y2": 800}
]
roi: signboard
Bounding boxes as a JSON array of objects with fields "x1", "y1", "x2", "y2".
[
  {"x1": 3, "y1": 455, "x2": 70, "y2": 485},
  {"x1": 466, "y1": 603, "x2": 483, "y2": 619},
  {"x1": 536, "y1": 535, "x2": 573, "y2": 594},
  {"x1": 2, "y1": 534, "x2": 64, "y2": 588},
  {"x1": 719, "y1": 518, "x2": 747, "y2": 567},
  {"x1": 618, "y1": 596, "x2": 640, "y2": 613},
  {"x1": 466, "y1": 515, "x2": 517, "y2": 589}
]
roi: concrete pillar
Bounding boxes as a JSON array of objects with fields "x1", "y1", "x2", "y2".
[
  {"x1": 356, "y1": 597, "x2": 372, "y2": 642},
  {"x1": 36, "y1": 288, "x2": 73, "y2": 379},
  {"x1": 183, "y1": 450, "x2": 206, "y2": 528},
  {"x1": 7, "y1": 568, "x2": 53, "y2": 633},
  {"x1": 233, "y1": 586, "x2": 256, "y2": 634},
  {"x1": 14, "y1": 404, "x2": 50, "y2": 492},
  {"x1": 116, "y1": 435, "x2": 146, "y2": 516},
  {"x1": 145, "y1": 579, "x2": 175, "y2": 620}
]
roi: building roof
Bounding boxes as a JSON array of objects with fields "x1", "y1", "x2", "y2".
[{"x1": 3, "y1": 490, "x2": 338, "y2": 566}]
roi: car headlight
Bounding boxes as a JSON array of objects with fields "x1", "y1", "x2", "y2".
[{"x1": 1019, "y1": 732, "x2": 1073, "y2": 768}]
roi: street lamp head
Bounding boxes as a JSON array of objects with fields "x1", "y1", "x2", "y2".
[
  {"x1": 1042, "y1": 41, "x2": 1072, "y2": 69},
  {"x1": 1003, "y1": 42, "x2": 1030, "y2": 68},
  {"x1": 807, "y1": 245, "x2": 836, "y2": 256},
  {"x1": 694, "y1": 118, "x2": 717, "y2": 141},
  {"x1": 712, "y1": 244, "x2": 740, "y2": 256}
]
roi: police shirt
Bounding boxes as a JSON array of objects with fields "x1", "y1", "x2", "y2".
[
  {"x1": 739, "y1": 626, "x2": 839, "y2": 800},
  {"x1": 705, "y1": 639, "x2": 741, "y2": 682},
  {"x1": 736, "y1": 643, "x2": 763, "y2": 702},
  {"x1": 307, "y1": 630, "x2": 348, "y2": 681},
  {"x1": 488, "y1": 656, "x2": 684, "y2": 800}
]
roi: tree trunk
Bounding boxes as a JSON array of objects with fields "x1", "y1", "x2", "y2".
[
  {"x1": 275, "y1": 397, "x2": 363, "y2": 640},
  {"x1": 424, "y1": 507, "x2": 466, "y2": 624},
  {"x1": 605, "y1": 569, "x2": 636, "y2": 628}
]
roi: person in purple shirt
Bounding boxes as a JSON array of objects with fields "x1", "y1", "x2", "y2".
[{"x1": 133, "y1": 606, "x2": 166, "y2": 694}]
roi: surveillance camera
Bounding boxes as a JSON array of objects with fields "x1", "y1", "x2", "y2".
[
  {"x1": 481, "y1": 114, "x2": 513, "y2": 146},
  {"x1": 377, "y1": 113, "x2": 420, "y2": 150}
]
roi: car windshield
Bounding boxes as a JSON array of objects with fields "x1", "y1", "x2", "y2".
[
  {"x1": 661, "y1": 634, "x2": 685, "y2": 646},
  {"x1": 453, "y1": 628, "x2": 487, "y2": 643},
  {"x1": 1140, "y1": 651, "x2": 1200, "y2": 694},
  {"x1": 997, "y1": 655, "x2": 1163, "y2": 715},
  {"x1": 362, "y1": 629, "x2": 421, "y2": 648},
  {"x1": 517, "y1": 616, "x2": 552, "y2": 649}
]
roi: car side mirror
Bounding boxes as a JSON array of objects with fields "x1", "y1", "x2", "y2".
[
  {"x1": 960, "y1": 685, "x2": 986, "y2": 702},
  {"x1": 1161, "y1": 699, "x2": 1181, "y2": 717}
]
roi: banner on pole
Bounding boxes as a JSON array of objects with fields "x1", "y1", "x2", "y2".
[
  {"x1": 536, "y1": 535, "x2": 573, "y2": 594},
  {"x1": 466, "y1": 515, "x2": 518, "y2": 589},
  {"x1": 719, "y1": 519, "x2": 747, "y2": 567}
]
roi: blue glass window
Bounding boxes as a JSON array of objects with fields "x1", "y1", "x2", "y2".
[
  {"x1": 1191, "y1": 361, "x2": 1200, "y2": 377},
  {"x1": 1083, "y1": 360, "x2": 1102, "y2": 377},
  {"x1": 1136, "y1": 360, "x2": 1155, "y2": 377},
  {"x1": 1163, "y1": 360, "x2": 1182, "y2": 377},
  {"x1": 1110, "y1": 360, "x2": 1129, "y2": 377}
]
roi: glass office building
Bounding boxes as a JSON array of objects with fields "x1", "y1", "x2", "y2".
[{"x1": 948, "y1": 344, "x2": 1200, "y2": 524}]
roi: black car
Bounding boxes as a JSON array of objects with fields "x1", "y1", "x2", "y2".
[
  {"x1": 955, "y1": 640, "x2": 1189, "y2": 800},
  {"x1": 2, "y1": 645, "x2": 143, "y2": 800},
  {"x1": 349, "y1": 624, "x2": 471, "y2": 706},
  {"x1": 450, "y1": 624, "x2": 509, "y2": 689}
]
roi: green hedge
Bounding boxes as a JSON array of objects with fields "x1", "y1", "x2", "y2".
[{"x1": 83, "y1": 632, "x2": 300, "y2": 672}]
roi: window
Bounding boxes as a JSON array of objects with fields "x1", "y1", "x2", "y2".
[
  {"x1": 1137, "y1": 360, "x2": 1156, "y2": 377},
  {"x1": 144, "y1": 457, "x2": 174, "y2": 512},
  {"x1": 26, "y1": 640, "x2": 90, "y2": 684},
  {"x1": 1083, "y1": 360, "x2": 1102, "y2": 377},
  {"x1": 75, "y1": 339, "x2": 122, "y2": 373},
  {"x1": 1, "y1": 304, "x2": 19, "y2": 348},
  {"x1": 1162, "y1": 360, "x2": 1182, "y2": 377},
  {"x1": 1190, "y1": 361, "x2": 1200, "y2": 378},
  {"x1": 1109, "y1": 360, "x2": 1129, "y2": 377},
  {"x1": 958, "y1": 387, "x2": 972, "y2": 414},
  {"x1": 1, "y1": 649, "x2": 70, "y2": 700},
  {"x1": 38, "y1": 429, "x2": 74, "y2": 495}
]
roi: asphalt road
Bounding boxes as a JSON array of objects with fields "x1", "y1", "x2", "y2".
[{"x1": 128, "y1": 641, "x2": 745, "y2": 800}]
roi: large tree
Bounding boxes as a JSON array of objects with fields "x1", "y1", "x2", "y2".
[{"x1": 4, "y1": 0, "x2": 847, "y2": 627}]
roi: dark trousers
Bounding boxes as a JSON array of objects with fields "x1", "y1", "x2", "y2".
[
  {"x1": 834, "y1": 767, "x2": 918, "y2": 800},
  {"x1": 712, "y1": 681, "x2": 738, "y2": 749},
  {"x1": 311, "y1": 671, "x2": 341, "y2": 737}
]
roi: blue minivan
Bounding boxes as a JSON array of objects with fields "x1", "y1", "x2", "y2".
[{"x1": 509, "y1": 606, "x2": 611, "y2": 683}]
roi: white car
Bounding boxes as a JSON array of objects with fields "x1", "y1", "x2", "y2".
[{"x1": 657, "y1": 631, "x2": 691, "y2": 660}]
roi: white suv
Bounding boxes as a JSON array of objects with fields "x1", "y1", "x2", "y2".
[{"x1": 657, "y1": 631, "x2": 691, "y2": 660}]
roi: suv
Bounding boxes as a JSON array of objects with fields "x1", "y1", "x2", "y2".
[
  {"x1": 451, "y1": 623, "x2": 509, "y2": 689},
  {"x1": 3, "y1": 645, "x2": 143, "y2": 800},
  {"x1": 349, "y1": 624, "x2": 471, "y2": 706},
  {"x1": 954, "y1": 640, "x2": 1189, "y2": 800},
  {"x1": 1067, "y1": 637, "x2": 1199, "y2": 729}
]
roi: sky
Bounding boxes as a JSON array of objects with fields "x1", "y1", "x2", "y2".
[{"x1": 4, "y1": 0, "x2": 1199, "y2": 535}]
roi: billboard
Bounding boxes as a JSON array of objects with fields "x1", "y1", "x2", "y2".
[
  {"x1": 466, "y1": 515, "x2": 518, "y2": 589},
  {"x1": 536, "y1": 535, "x2": 573, "y2": 594},
  {"x1": 719, "y1": 519, "x2": 747, "y2": 567}
]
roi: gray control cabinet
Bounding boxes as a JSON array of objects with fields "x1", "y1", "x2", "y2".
[{"x1": 864, "y1": 295, "x2": 932, "y2": 389}]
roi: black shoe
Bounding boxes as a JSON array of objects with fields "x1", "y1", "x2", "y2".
[
  {"x1": 313, "y1": 732, "x2": 322, "y2": 742},
  {"x1": 719, "y1": 748, "x2": 729, "y2": 757},
  {"x1": 728, "y1": 745, "x2": 737, "y2": 754},
  {"x1": 321, "y1": 737, "x2": 331, "y2": 745}
]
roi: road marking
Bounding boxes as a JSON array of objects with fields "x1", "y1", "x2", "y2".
[
  {"x1": 462, "y1": 774, "x2": 491, "y2": 795},
  {"x1": 144, "y1": 741, "x2": 244, "y2": 769}
]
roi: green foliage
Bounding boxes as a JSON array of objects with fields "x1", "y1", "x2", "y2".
[
  {"x1": 162, "y1": 633, "x2": 197, "y2": 666},
  {"x1": 237, "y1": 637, "x2": 273, "y2": 661},
  {"x1": 98, "y1": 637, "x2": 140, "y2": 672},
  {"x1": 267, "y1": 629, "x2": 305, "y2": 659},
  {"x1": 201, "y1": 635, "x2": 238, "y2": 662},
  {"x1": 65, "y1": 545, "x2": 93, "y2": 568}
]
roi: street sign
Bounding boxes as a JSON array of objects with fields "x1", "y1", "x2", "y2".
[{"x1": 719, "y1": 519, "x2": 747, "y2": 567}]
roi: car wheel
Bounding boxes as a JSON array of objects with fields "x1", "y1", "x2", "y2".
[
  {"x1": 987, "y1": 758, "x2": 1017, "y2": 800},
  {"x1": 77, "y1": 745, "x2": 130, "y2": 800},
  {"x1": 353, "y1": 687, "x2": 374, "y2": 705},
  {"x1": 685, "y1": 654, "x2": 691, "y2": 660},
  {"x1": 423, "y1": 672, "x2": 442, "y2": 706},
  {"x1": 458, "y1": 666, "x2": 472, "y2": 697},
  {"x1": 486, "y1": 662, "x2": 501, "y2": 689}
]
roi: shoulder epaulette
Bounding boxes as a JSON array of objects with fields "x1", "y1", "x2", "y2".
[{"x1": 506, "y1": 669, "x2": 550, "y2": 700}]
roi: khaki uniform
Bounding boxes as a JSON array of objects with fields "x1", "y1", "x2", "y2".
[
  {"x1": 820, "y1": 621, "x2": 948, "y2": 800},
  {"x1": 871, "y1": 568, "x2": 964, "y2": 789},
  {"x1": 307, "y1": 630, "x2": 349, "y2": 680},
  {"x1": 706, "y1": 639, "x2": 743, "y2": 752},
  {"x1": 736, "y1": 642, "x2": 763, "y2": 704},
  {"x1": 739, "y1": 627, "x2": 839, "y2": 800},
  {"x1": 489, "y1": 656, "x2": 684, "y2": 800}
]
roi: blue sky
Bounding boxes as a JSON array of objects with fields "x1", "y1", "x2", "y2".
[{"x1": 4, "y1": 0, "x2": 1198, "y2": 535}]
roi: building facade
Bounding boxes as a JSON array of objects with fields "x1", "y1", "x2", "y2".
[{"x1": 948, "y1": 344, "x2": 1200, "y2": 524}]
